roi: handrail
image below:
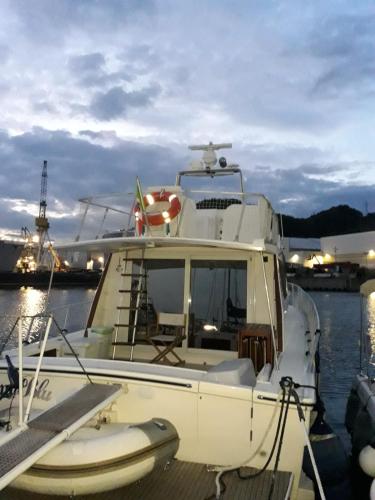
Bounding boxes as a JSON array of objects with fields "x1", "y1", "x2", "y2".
[
  {"x1": 73, "y1": 188, "x2": 273, "y2": 241},
  {"x1": 287, "y1": 282, "x2": 321, "y2": 368}
]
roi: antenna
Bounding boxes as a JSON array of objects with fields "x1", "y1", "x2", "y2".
[{"x1": 188, "y1": 142, "x2": 232, "y2": 170}]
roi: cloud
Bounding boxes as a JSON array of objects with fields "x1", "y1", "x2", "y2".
[
  {"x1": 88, "y1": 85, "x2": 160, "y2": 120},
  {"x1": 309, "y1": 13, "x2": 375, "y2": 99},
  {"x1": 68, "y1": 53, "x2": 105, "y2": 74},
  {"x1": 68, "y1": 53, "x2": 132, "y2": 88},
  {"x1": 10, "y1": 0, "x2": 156, "y2": 44}
]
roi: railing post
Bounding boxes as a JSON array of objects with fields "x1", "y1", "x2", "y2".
[{"x1": 24, "y1": 315, "x2": 53, "y2": 423}]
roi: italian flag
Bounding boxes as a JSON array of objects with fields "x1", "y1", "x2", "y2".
[{"x1": 135, "y1": 176, "x2": 146, "y2": 212}]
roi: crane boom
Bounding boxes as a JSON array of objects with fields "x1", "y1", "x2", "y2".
[
  {"x1": 39, "y1": 160, "x2": 48, "y2": 218},
  {"x1": 35, "y1": 160, "x2": 50, "y2": 268}
]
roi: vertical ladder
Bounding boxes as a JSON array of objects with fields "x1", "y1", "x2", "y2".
[{"x1": 112, "y1": 250, "x2": 148, "y2": 361}]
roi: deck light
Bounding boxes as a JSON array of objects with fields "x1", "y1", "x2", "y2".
[
  {"x1": 290, "y1": 254, "x2": 299, "y2": 263},
  {"x1": 203, "y1": 324, "x2": 218, "y2": 332}
]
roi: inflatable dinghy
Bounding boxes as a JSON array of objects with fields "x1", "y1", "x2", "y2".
[{"x1": 12, "y1": 418, "x2": 179, "y2": 496}]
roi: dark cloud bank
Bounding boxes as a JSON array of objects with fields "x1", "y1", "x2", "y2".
[{"x1": 0, "y1": 128, "x2": 374, "y2": 239}]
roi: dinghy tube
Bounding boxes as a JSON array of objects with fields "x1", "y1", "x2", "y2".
[{"x1": 11, "y1": 418, "x2": 179, "y2": 496}]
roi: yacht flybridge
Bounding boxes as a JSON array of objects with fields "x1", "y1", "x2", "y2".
[{"x1": 0, "y1": 143, "x2": 322, "y2": 499}]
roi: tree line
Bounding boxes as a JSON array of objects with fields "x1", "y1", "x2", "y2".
[{"x1": 281, "y1": 205, "x2": 375, "y2": 238}]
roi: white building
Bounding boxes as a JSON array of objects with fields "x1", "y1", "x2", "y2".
[
  {"x1": 321, "y1": 231, "x2": 375, "y2": 269},
  {"x1": 283, "y1": 237, "x2": 322, "y2": 268}
]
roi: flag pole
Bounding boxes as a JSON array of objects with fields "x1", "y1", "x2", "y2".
[{"x1": 135, "y1": 176, "x2": 151, "y2": 235}]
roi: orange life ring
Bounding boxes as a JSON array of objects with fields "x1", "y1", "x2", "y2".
[{"x1": 134, "y1": 191, "x2": 181, "y2": 234}]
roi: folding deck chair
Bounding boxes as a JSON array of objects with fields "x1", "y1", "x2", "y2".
[{"x1": 149, "y1": 312, "x2": 186, "y2": 365}]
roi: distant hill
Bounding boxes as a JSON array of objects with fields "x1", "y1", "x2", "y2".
[{"x1": 281, "y1": 205, "x2": 375, "y2": 238}]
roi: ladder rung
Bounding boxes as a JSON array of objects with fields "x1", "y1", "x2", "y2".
[
  {"x1": 121, "y1": 273, "x2": 146, "y2": 277},
  {"x1": 112, "y1": 342, "x2": 137, "y2": 346},
  {"x1": 118, "y1": 289, "x2": 147, "y2": 294},
  {"x1": 116, "y1": 306, "x2": 140, "y2": 310}
]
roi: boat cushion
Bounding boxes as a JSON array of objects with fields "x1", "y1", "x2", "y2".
[{"x1": 204, "y1": 358, "x2": 256, "y2": 387}]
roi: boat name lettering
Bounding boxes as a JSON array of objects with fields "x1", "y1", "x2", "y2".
[{"x1": 23, "y1": 378, "x2": 52, "y2": 401}]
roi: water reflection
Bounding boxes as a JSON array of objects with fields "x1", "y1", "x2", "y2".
[
  {"x1": 19, "y1": 287, "x2": 46, "y2": 317},
  {"x1": 0, "y1": 288, "x2": 95, "y2": 349}
]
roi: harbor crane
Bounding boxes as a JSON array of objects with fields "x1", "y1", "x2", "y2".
[{"x1": 35, "y1": 160, "x2": 50, "y2": 268}]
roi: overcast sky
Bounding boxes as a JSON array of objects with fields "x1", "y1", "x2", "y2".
[{"x1": 1, "y1": 0, "x2": 375, "y2": 240}]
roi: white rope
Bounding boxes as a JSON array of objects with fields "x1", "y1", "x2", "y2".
[
  {"x1": 301, "y1": 424, "x2": 326, "y2": 500},
  {"x1": 214, "y1": 390, "x2": 283, "y2": 499}
]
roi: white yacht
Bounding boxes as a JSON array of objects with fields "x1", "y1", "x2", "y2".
[{"x1": 0, "y1": 143, "x2": 322, "y2": 499}]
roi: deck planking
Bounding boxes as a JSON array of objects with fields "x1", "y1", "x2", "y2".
[{"x1": 0, "y1": 460, "x2": 292, "y2": 500}]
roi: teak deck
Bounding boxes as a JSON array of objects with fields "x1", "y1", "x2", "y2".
[{"x1": 1, "y1": 460, "x2": 292, "y2": 500}]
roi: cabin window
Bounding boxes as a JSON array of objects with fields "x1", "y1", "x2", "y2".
[
  {"x1": 132, "y1": 259, "x2": 185, "y2": 327},
  {"x1": 188, "y1": 260, "x2": 247, "y2": 351}
]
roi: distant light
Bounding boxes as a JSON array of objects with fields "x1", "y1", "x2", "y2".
[
  {"x1": 98, "y1": 256, "x2": 104, "y2": 264},
  {"x1": 146, "y1": 194, "x2": 155, "y2": 205},
  {"x1": 32, "y1": 235, "x2": 39, "y2": 243},
  {"x1": 203, "y1": 324, "x2": 218, "y2": 332},
  {"x1": 369, "y1": 249, "x2": 375, "y2": 258},
  {"x1": 290, "y1": 254, "x2": 299, "y2": 263}
]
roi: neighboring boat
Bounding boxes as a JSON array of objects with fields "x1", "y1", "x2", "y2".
[
  {"x1": 345, "y1": 279, "x2": 375, "y2": 496},
  {"x1": 0, "y1": 143, "x2": 323, "y2": 498}
]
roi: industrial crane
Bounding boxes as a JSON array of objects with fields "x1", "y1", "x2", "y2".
[{"x1": 35, "y1": 160, "x2": 50, "y2": 268}]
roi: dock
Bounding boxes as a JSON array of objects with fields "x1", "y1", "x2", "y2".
[{"x1": 1, "y1": 460, "x2": 292, "y2": 500}]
